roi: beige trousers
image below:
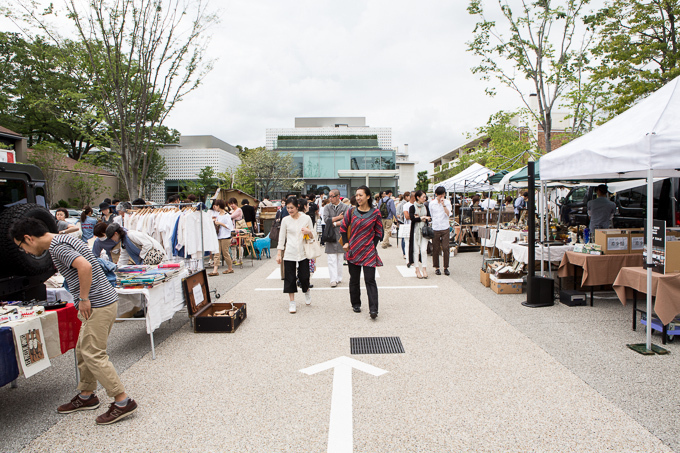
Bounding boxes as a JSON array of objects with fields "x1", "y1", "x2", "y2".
[
  {"x1": 381, "y1": 219, "x2": 393, "y2": 247},
  {"x1": 215, "y1": 238, "x2": 233, "y2": 268},
  {"x1": 76, "y1": 302, "x2": 125, "y2": 398}
]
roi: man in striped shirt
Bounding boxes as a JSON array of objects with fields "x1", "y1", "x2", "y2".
[{"x1": 11, "y1": 217, "x2": 137, "y2": 425}]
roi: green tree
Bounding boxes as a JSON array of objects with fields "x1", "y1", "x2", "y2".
[
  {"x1": 0, "y1": 32, "x2": 106, "y2": 159},
  {"x1": 415, "y1": 170, "x2": 430, "y2": 192},
  {"x1": 473, "y1": 110, "x2": 537, "y2": 171},
  {"x1": 467, "y1": 0, "x2": 592, "y2": 153},
  {"x1": 62, "y1": 0, "x2": 217, "y2": 199},
  {"x1": 27, "y1": 141, "x2": 68, "y2": 206},
  {"x1": 586, "y1": 0, "x2": 680, "y2": 117},
  {"x1": 232, "y1": 147, "x2": 304, "y2": 197},
  {"x1": 183, "y1": 166, "x2": 218, "y2": 200},
  {"x1": 68, "y1": 161, "x2": 104, "y2": 207}
]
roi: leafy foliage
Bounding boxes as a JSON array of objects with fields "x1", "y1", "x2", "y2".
[
  {"x1": 27, "y1": 141, "x2": 68, "y2": 205},
  {"x1": 467, "y1": 0, "x2": 592, "y2": 152},
  {"x1": 0, "y1": 32, "x2": 106, "y2": 159},
  {"x1": 183, "y1": 166, "x2": 219, "y2": 200},
  {"x1": 415, "y1": 171, "x2": 430, "y2": 191},
  {"x1": 68, "y1": 162, "x2": 104, "y2": 207},
  {"x1": 223, "y1": 147, "x2": 304, "y2": 198},
  {"x1": 586, "y1": 0, "x2": 680, "y2": 117}
]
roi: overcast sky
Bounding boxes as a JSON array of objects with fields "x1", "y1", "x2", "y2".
[
  {"x1": 4, "y1": 0, "x2": 601, "y2": 173},
  {"x1": 163, "y1": 0, "x2": 529, "y2": 173}
]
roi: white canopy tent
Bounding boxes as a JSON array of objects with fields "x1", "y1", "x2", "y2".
[
  {"x1": 541, "y1": 75, "x2": 680, "y2": 352},
  {"x1": 434, "y1": 163, "x2": 494, "y2": 193}
]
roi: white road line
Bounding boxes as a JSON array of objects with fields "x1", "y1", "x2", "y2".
[
  {"x1": 266, "y1": 267, "x2": 381, "y2": 280},
  {"x1": 254, "y1": 285, "x2": 438, "y2": 291}
]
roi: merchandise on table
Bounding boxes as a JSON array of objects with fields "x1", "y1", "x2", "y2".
[
  {"x1": 0, "y1": 302, "x2": 81, "y2": 386},
  {"x1": 115, "y1": 262, "x2": 185, "y2": 288}
]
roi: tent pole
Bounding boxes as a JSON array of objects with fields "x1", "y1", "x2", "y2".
[
  {"x1": 646, "y1": 168, "x2": 653, "y2": 350},
  {"x1": 540, "y1": 181, "x2": 545, "y2": 275},
  {"x1": 672, "y1": 178, "x2": 677, "y2": 227}
]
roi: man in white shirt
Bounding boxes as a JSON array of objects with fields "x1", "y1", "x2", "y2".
[
  {"x1": 480, "y1": 194, "x2": 497, "y2": 211},
  {"x1": 429, "y1": 186, "x2": 452, "y2": 276}
]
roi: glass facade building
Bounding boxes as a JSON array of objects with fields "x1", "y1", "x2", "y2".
[{"x1": 273, "y1": 134, "x2": 397, "y2": 198}]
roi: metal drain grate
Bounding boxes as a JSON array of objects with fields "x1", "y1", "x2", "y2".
[{"x1": 350, "y1": 336, "x2": 405, "y2": 354}]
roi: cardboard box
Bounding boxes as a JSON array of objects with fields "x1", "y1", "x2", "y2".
[
  {"x1": 666, "y1": 241, "x2": 680, "y2": 274},
  {"x1": 593, "y1": 229, "x2": 629, "y2": 255},
  {"x1": 627, "y1": 229, "x2": 645, "y2": 253},
  {"x1": 480, "y1": 269, "x2": 490, "y2": 287},
  {"x1": 489, "y1": 274, "x2": 523, "y2": 294}
]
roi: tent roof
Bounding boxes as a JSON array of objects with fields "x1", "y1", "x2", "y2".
[
  {"x1": 487, "y1": 170, "x2": 508, "y2": 184},
  {"x1": 434, "y1": 163, "x2": 494, "y2": 192},
  {"x1": 509, "y1": 162, "x2": 540, "y2": 182},
  {"x1": 540, "y1": 75, "x2": 680, "y2": 181}
]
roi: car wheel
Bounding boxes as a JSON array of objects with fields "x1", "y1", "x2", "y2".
[{"x1": 0, "y1": 203, "x2": 58, "y2": 277}]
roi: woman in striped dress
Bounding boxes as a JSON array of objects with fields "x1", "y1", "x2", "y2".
[{"x1": 341, "y1": 185, "x2": 384, "y2": 319}]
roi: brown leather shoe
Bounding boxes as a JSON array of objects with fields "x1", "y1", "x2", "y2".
[
  {"x1": 95, "y1": 399, "x2": 138, "y2": 425},
  {"x1": 57, "y1": 393, "x2": 100, "y2": 414}
]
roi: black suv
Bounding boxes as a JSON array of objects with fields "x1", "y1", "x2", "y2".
[
  {"x1": 559, "y1": 180, "x2": 678, "y2": 228},
  {"x1": 0, "y1": 163, "x2": 58, "y2": 300}
]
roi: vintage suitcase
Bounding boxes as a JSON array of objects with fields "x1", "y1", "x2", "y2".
[{"x1": 183, "y1": 270, "x2": 247, "y2": 333}]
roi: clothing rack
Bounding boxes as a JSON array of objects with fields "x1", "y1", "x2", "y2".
[{"x1": 128, "y1": 202, "x2": 206, "y2": 265}]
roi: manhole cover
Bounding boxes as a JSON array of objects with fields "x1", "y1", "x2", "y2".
[{"x1": 350, "y1": 337, "x2": 405, "y2": 354}]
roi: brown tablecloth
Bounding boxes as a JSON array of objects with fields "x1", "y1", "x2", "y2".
[
  {"x1": 557, "y1": 251, "x2": 644, "y2": 287},
  {"x1": 613, "y1": 267, "x2": 680, "y2": 325}
]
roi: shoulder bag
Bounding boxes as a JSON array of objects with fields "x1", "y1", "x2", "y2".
[{"x1": 303, "y1": 230, "x2": 323, "y2": 260}]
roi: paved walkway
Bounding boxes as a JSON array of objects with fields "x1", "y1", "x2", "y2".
[{"x1": 15, "y1": 242, "x2": 675, "y2": 452}]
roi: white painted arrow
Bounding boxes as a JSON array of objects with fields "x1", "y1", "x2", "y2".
[{"x1": 300, "y1": 356, "x2": 388, "y2": 453}]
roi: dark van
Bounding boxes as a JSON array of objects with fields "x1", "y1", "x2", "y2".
[{"x1": 559, "y1": 179, "x2": 679, "y2": 228}]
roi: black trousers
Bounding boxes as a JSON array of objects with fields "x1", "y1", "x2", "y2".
[
  {"x1": 283, "y1": 259, "x2": 310, "y2": 293},
  {"x1": 348, "y1": 263, "x2": 378, "y2": 313}
]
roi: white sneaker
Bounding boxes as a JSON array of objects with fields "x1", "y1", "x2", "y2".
[
  {"x1": 289, "y1": 302, "x2": 296, "y2": 313},
  {"x1": 305, "y1": 291, "x2": 312, "y2": 305},
  {"x1": 330, "y1": 281, "x2": 337, "y2": 288}
]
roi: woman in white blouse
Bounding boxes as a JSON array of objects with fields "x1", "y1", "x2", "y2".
[{"x1": 276, "y1": 197, "x2": 314, "y2": 314}]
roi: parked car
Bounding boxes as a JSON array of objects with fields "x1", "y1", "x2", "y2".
[{"x1": 559, "y1": 179, "x2": 679, "y2": 228}]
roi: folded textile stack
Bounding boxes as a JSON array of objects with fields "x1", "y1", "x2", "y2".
[{"x1": 115, "y1": 262, "x2": 184, "y2": 288}]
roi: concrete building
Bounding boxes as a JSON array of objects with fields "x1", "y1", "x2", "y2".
[
  {"x1": 153, "y1": 135, "x2": 240, "y2": 203},
  {"x1": 395, "y1": 144, "x2": 418, "y2": 193},
  {"x1": 266, "y1": 117, "x2": 398, "y2": 198}
]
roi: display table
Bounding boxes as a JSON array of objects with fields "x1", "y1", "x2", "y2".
[
  {"x1": 480, "y1": 228, "x2": 522, "y2": 255},
  {"x1": 613, "y1": 267, "x2": 680, "y2": 336},
  {"x1": 0, "y1": 303, "x2": 81, "y2": 388},
  {"x1": 557, "y1": 251, "x2": 644, "y2": 306},
  {"x1": 115, "y1": 269, "x2": 188, "y2": 359},
  {"x1": 509, "y1": 243, "x2": 574, "y2": 264}
]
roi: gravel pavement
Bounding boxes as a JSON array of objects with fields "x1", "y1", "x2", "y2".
[{"x1": 4, "y1": 241, "x2": 677, "y2": 452}]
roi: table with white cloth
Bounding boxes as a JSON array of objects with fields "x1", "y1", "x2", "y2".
[
  {"x1": 508, "y1": 243, "x2": 575, "y2": 264},
  {"x1": 115, "y1": 269, "x2": 189, "y2": 359},
  {"x1": 480, "y1": 228, "x2": 523, "y2": 255}
]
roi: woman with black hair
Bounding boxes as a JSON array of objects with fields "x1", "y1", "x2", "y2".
[
  {"x1": 408, "y1": 190, "x2": 432, "y2": 278},
  {"x1": 341, "y1": 185, "x2": 384, "y2": 319},
  {"x1": 276, "y1": 197, "x2": 314, "y2": 314},
  {"x1": 79, "y1": 206, "x2": 97, "y2": 243},
  {"x1": 105, "y1": 223, "x2": 166, "y2": 265}
]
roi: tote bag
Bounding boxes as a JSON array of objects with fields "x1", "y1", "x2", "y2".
[{"x1": 303, "y1": 231, "x2": 322, "y2": 260}]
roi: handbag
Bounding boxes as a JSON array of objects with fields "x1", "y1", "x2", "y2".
[
  {"x1": 143, "y1": 248, "x2": 165, "y2": 265},
  {"x1": 321, "y1": 221, "x2": 337, "y2": 243},
  {"x1": 303, "y1": 231, "x2": 322, "y2": 260},
  {"x1": 422, "y1": 221, "x2": 434, "y2": 240}
]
